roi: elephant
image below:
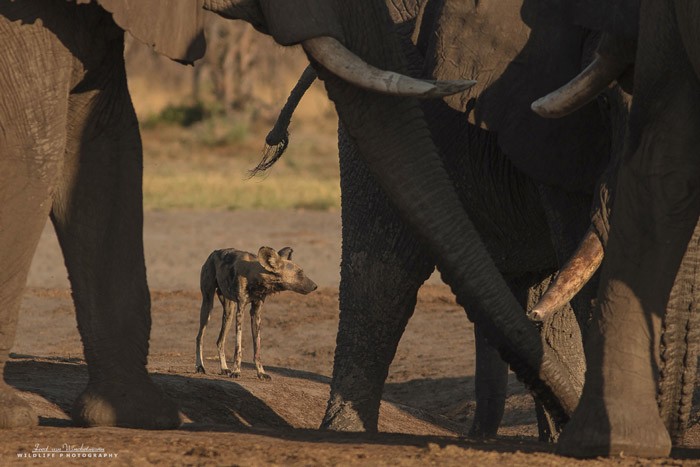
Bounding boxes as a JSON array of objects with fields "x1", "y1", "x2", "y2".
[
  {"x1": 6, "y1": 0, "x2": 687, "y2": 458},
  {"x1": 0, "y1": 0, "x2": 582, "y2": 432},
  {"x1": 532, "y1": 0, "x2": 700, "y2": 458},
  {"x1": 308, "y1": 0, "x2": 630, "y2": 441},
  {"x1": 0, "y1": 0, "x2": 477, "y2": 429}
]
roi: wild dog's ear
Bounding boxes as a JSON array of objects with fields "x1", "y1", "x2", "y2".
[
  {"x1": 258, "y1": 246, "x2": 283, "y2": 272},
  {"x1": 278, "y1": 247, "x2": 294, "y2": 260}
]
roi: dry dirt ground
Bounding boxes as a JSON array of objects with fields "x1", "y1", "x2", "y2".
[{"x1": 5, "y1": 210, "x2": 700, "y2": 465}]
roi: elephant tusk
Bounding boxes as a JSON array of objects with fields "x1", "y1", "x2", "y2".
[
  {"x1": 531, "y1": 54, "x2": 627, "y2": 118},
  {"x1": 529, "y1": 227, "x2": 604, "y2": 321},
  {"x1": 302, "y1": 36, "x2": 476, "y2": 98}
]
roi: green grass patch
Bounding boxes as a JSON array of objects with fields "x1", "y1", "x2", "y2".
[
  {"x1": 195, "y1": 118, "x2": 250, "y2": 148},
  {"x1": 141, "y1": 120, "x2": 340, "y2": 211},
  {"x1": 143, "y1": 172, "x2": 339, "y2": 210},
  {"x1": 142, "y1": 102, "x2": 208, "y2": 129}
]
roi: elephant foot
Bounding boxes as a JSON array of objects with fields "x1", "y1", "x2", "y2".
[
  {"x1": 557, "y1": 396, "x2": 671, "y2": 458},
  {"x1": 467, "y1": 396, "x2": 505, "y2": 439},
  {"x1": 0, "y1": 384, "x2": 38, "y2": 428},
  {"x1": 321, "y1": 398, "x2": 375, "y2": 432},
  {"x1": 465, "y1": 421, "x2": 498, "y2": 439},
  {"x1": 72, "y1": 376, "x2": 181, "y2": 429}
]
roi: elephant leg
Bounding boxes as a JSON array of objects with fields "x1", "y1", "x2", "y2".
[
  {"x1": 468, "y1": 272, "x2": 578, "y2": 442},
  {"x1": 322, "y1": 126, "x2": 435, "y2": 432},
  {"x1": 0, "y1": 163, "x2": 50, "y2": 429},
  {"x1": 0, "y1": 2, "x2": 78, "y2": 428},
  {"x1": 469, "y1": 271, "x2": 582, "y2": 442},
  {"x1": 49, "y1": 18, "x2": 179, "y2": 429},
  {"x1": 557, "y1": 169, "x2": 692, "y2": 457},
  {"x1": 469, "y1": 323, "x2": 508, "y2": 438},
  {"x1": 468, "y1": 275, "x2": 535, "y2": 439},
  {"x1": 558, "y1": 2, "x2": 700, "y2": 454}
]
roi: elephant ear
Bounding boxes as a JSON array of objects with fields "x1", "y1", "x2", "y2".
[
  {"x1": 571, "y1": 0, "x2": 640, "y2": 40},
  {"x1": 97, "y1": 0, "x2": 206, "y2": 64}
]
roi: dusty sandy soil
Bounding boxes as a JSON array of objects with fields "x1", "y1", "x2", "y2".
[{"x1": 6, "y1": 210, "x2": 700, "y2": 465}]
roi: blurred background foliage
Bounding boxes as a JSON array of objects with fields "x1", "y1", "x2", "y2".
[{"x1": 125, "y1": 14, "x2": 339, "y2": 211}]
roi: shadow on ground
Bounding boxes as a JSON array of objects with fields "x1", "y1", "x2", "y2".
[{"x1": 4, "y1": 356, "x2": 700, "y2": 461}]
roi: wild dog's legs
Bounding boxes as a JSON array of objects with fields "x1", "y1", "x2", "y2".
[
  {"x1": 232, "y1": 300, "x2": 245, "y2": 377},
  {"x1": 216, "y1": 296, "x2": 236, "y2": 376},
  {"x1": 250, "y1": 301, "x2": 269, "y2": 380},
  {"x1": 195, "y1": 287, "x2": 216, "y2": 373}
]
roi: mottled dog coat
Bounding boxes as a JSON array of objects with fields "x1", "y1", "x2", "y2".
[{"x1": 195, "y1": 246, "x2": 317, "y2": 379}]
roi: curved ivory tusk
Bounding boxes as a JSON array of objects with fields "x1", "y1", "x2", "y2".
[
  {"x1": 531, "y1": 54, "x2": 628, "y2": 118},
  {"x1": 529, "y1": 227, "x2": 604, "y2": 322},
  {"x1": 302, "y1": 36, "x2": 476, "y2": 98}
]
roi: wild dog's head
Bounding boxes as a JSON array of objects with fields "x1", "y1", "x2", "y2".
[{"x1": 257, "y1": 246, "x2": 317, "y2": 295}]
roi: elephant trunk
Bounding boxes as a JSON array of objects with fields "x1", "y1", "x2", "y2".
[
  {"x1": 314, "y1": 2, "x2": 581, "y2": 421},
  {"x1": 323, "y1": 70, "x2": 581, "y2": 422}
]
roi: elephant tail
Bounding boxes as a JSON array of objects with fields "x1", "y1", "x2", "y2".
[{"x1": 248, "y1": 65, "x2": 317, "y2": 177}]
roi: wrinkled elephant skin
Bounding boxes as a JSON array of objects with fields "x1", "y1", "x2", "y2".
[
  {"x1": 0, "y1": 1, "x2": 184, "y2": 429},
  {"x1": 538, "y1": 0, "x2": 700, "y2": 458},
  {"x1": 322, "y1": 0, "x2": 628, "y2": 441},
  {"x1": 0, "y1": 0, "x2": 576, "y2": 431}
]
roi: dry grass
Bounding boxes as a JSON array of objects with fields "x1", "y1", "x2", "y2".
[
  {"x1": 127, "y1": 30, "x2": 341, "y2": 212},
  {"x1": 141, "y1": 112, "x2": 340, "y2": 211}
]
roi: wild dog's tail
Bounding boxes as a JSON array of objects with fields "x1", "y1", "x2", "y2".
[
  {"x1": 199, "y1": 251, "x2": 219, "y2": 297},
  {"x1": 196, "y1": 251, "x2": 220, "y2": 373},
  {"x1": 248, "y1": 65, "x2": 318, "y2": 177}
]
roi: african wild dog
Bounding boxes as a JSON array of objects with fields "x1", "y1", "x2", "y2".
[{"x1": 195, "y1": 246, "x2": 317, "y2": 379}]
